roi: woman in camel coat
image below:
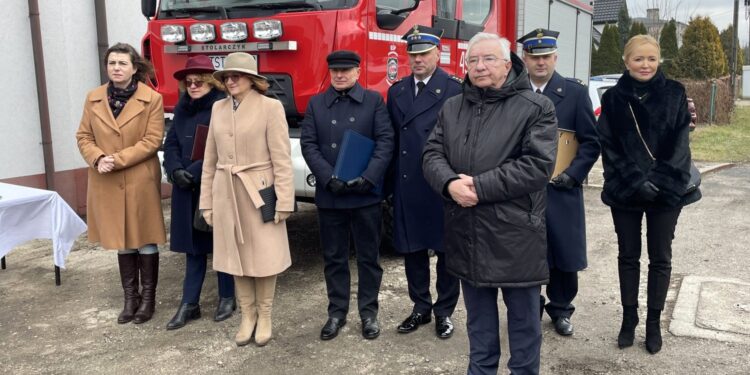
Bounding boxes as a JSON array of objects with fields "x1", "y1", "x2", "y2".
[
  {"x1": 76, "y1": 43, "x2": 166, "y2": 325},
  {"x1": 200, "y1": 52, "x2": 293, "y2": 347}
]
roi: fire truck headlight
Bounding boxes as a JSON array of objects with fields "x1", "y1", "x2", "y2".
[
  {"x1": 221, "y1": 22, "x2": 248, "y2": 41},
  {"x1": 161, "y1": 25, "x2": 186, "y2": 43},
  {"x1": 253, "y1": 20, "x2": 282, "y2": 40},
  {"x1": 190, "y1": 23, "x2": 216, "y2": 42}
]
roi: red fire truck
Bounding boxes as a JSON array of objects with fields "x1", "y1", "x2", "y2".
[{"x1": 141, "y1": 0, "x2": 593, "y2": 199}]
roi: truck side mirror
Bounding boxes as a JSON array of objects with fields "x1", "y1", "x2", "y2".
[{"x1": 142, "y1": 0, "x2": 157, "y2": 18}]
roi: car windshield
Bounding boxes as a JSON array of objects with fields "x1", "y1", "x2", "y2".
[{"x1": 160, "y1": 0, "x2": 352, "y2": 12}]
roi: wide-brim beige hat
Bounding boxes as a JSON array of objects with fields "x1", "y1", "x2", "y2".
[{"x1": 213, "y1": 52, "x2": 267, "y2": 81}]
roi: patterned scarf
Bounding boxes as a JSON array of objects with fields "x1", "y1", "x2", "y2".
[{"x1": 107, "y1": 80, "x2": 138, "y2": 118}]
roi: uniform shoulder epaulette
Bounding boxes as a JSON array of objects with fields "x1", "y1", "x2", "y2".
[
  {"x1": 566, "y1": 77, "x2": 586, "y2": 86},
  {"x1": 449, "y1": 75, "x2": 463, "y2": 84}
]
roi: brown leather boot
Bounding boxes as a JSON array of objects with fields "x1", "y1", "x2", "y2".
[
  {"x1": 254, "y1": 275, "x2": 277, "y2": 346},
  {"x1": 117, "y1": 253, "x2": 141, "y2": 324},
  {"x1": 234, "y1": 276, "x2": 257, "y2": 346},
  {"x1": 133, "y1": 253, "x2": 159, "y2": 324}
]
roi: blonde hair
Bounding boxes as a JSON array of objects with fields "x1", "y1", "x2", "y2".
[
  {"x1": 623, "y1": 34, "x2": 661, "y2": 62},
  {"x1": 178, "y1": 73, "x2": 225, "y2": 92}
]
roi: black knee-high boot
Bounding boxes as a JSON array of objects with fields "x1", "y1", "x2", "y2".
[
  {"x1": 618, "y1": 305, "x2": 639, "y2": 349},
  {"x1": 134, "y1": 253, "x2": 159, "y2": 324},
  {"x1": 117, "y1": 253, "x2": 141, "y2": 324},
  {"x1": 646, "y1": 308, "x2": 662, "y2": 354}
]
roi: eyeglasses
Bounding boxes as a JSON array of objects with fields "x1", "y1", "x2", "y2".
[
  {"x1": 466, "y1": 55, "x2": 506, "y2": 68},
  {"x1": 184, "y1": 79, "x2": 205, "y2": 88},
  {"x1": 223, "y1": 73, "x2": 245, "y2": 83}
]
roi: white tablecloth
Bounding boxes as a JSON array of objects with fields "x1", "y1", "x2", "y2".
[{"x1": 0, "y1": 182, "x2": 87, "y2": 268}]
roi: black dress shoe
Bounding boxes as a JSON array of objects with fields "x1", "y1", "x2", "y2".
[
  {"x1": 553, "y1": 316, "x2": 574, "y2": 336},
  {"x1": 166, "y1": 303, "x2": 201, "y2": 330},
  {"x1": 435, "y1": 316, "x2": 454, "y2": 339},
  {"x1": 397, "y1": 312, "x2": 432, "y2": 333},
  {"x1": 320, "y1": 317, "x2": 346, "y2": 340},
  {"x1": 361, "y1": 317, "x2": 380, "y2": 340},
  {"x1": 214, "y1": 297, "x2": 236, "y2": 322}
]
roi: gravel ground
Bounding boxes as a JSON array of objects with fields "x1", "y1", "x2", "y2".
[{"x1": 1, "y1": 164, "x2": 748, "y2": 374}]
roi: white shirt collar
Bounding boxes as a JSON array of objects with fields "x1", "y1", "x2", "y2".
[
  {"x1": 414, "y1": 74, "x2": 433, "y2": 94},
  {"x1": 531, "y1": 81, "x2": 548, "y2": 94}
]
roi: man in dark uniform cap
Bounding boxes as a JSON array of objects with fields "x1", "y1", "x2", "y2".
[
  {"x1": 301, "y1": 50, "x2": 394, "y2": 341},
  {"x1": 386, "y1": 25, "x2": 462, "y2": 338},
  {"x1": 518, "y1": 28, "x2": 601, "y2": 336}
]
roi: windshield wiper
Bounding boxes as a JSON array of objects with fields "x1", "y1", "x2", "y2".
[
  {"x1": 164, "y1": 5, "x2": 228, "y2": 19},
  {"x1": 228, "y1": 1, "x2": 322, "y2": 12}
]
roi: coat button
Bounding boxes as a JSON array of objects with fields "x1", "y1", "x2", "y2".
[
  {"x1": 402, "y1": 174, "x2": 407, "y2": 179},
  {"x1": 229, "y1": 133, "x2": 233, "y2": 137},
  {"x1": 402, "y1": 126, "x2": 407, "y2": 130},
  {"x1": 331, "y1": 143, "x2": 337, "y2": 149},
  {"x1": 331, "y1": 119, "x2": 337, "y2": 125},
  {"x1": 349, "y1": 117, "x2": 355, "y2": 122},
  {"x1": 228, "y1": 154, "x2": 234, "y2": 159},
  {"x1": 402, "y1": 150, "x2": 407, "y2": 155},
  {"x1": 119, "y1": 184, "x2": 124, "y2": 189}
]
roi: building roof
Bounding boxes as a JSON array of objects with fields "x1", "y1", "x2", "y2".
[{"x1": 593, "y1": 0, "x2": 627, "y2": 24}]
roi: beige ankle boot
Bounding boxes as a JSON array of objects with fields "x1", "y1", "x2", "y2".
[
  {"x1": 254, "y1": 275, "x2": 277, "y2": 346},
  {"x1": 233, "y1": 276, "x2": 257, "y2": 346}
]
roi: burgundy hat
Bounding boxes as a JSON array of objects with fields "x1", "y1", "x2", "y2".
[{"x1": 173, "y1": 55, "x2": 216, "y2": 80}]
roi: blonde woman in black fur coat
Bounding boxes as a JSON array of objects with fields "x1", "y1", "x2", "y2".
[{"x1": 597, "y1": 35, "x2": 701, "y2": 355}]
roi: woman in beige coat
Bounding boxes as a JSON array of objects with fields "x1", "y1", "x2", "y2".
[
  {"x1": 200, "y1": 52, "x2": 294, "y2": 347},
  {"x1": 76, "y1": 43, "x2": 166, "y2": 324}
]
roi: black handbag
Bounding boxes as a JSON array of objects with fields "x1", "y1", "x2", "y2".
[
  {"x1": 258, "y1": 185, "x2": 298, "y2": 223},
  {"x1": 193, "y1": 207, "x2": 212, "y2": 232},
  {"x1": 628, "y1": 103, "x2": 701, "y2": 196},
  {"x1": 685, "y1": 162, "x2": 701, "y2": 194}
]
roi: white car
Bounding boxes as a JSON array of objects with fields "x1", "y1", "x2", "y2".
[{"x1": 588, "y1": 74, "x2": 620, "y2": 118}]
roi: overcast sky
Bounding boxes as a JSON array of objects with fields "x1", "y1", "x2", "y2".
[{"x1": 626, "y1": 0, "x2": 750, "y2": 46}]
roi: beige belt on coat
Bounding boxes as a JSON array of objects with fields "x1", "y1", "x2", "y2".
[{"x1": 216, "y1": 160, "x2": 272, "y2": 246}]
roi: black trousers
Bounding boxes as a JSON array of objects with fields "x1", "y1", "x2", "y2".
[
  {"x1": 318, "y1": 204, "x2": 383, "y2": 320},
  {"x1": 404, "y1": 249, "x2": 460, "y2": 317},
  {"x1": 611, "y1": 207, "x2": 682, "y2": 310},
  {"x1": 462, "y1": 282, "x2": 542, "y2": 375},
  {"x1": 182, "y1": 253, "x2": 235, "y2": 304},
  {"x1": 544, "y1": 268, "x2": 577, "y2": 319}
]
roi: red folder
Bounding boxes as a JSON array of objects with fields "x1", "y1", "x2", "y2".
[{"x1": 190, "y1": 124, "x2": 209, "y2": 161}]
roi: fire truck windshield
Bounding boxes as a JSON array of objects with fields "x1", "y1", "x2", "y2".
[{"x1": 160, "y1": 0, "x2": 352, "y2": 12}]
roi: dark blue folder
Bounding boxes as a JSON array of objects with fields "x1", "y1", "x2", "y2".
[{"x1": 333, "y1": 129, "x2": 382, "y2": 194}]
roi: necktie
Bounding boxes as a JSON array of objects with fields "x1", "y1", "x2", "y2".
[
  {"x1": 416, "y1": 81, "x2": 425, "y2": 97},
  {"x1": 536, "y1": 88, "x2": 542, "y2": 94}
]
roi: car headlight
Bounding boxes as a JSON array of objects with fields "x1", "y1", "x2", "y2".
[
  {"x1": 161, "y1": 25, "x2": 185, "y2": 43},
  {"x1": 190, "y1": 23, "x2": 215, "y2": 42},
  {"x1": 221, "y1": 22, "x2": 248, "y2": 41},
  {"x1": 253, "y1": 20, "x2": 282, "y2": 40}
]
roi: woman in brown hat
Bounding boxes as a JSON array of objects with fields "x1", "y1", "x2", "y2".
[
  {"x1": 163, "y1": 55, "x2": 236, "y2": 330},
  {"x1": 199, "y1": 52, "x2": 294, "y2": 346},
  {"x1": 76, "y1": 43, "x2": 166, "y2": 324}
]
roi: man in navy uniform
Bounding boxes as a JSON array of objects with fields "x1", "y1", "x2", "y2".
[
  {"x1": 387, "y1": 25, "x2": 462, "y2": 338},
  {"x1": 519, "y1": 28, "x2": 600, "y2": 336},
  {"x1": 301, "y1": 50, "x2": 394, "y2": 341}
]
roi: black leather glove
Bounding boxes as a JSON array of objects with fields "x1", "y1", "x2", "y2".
[
  {"x1": 637, "y1": 180, "x2": 660, "y2": 201},
  {"x1": 172, "y1": 168, "x2": 195, "y2": 190},
  {"x1": 326, "y1": 177, "x2": 348, "y2": 195},
  {"x1": 346, "y1": 176, "x2": 374, "y2": 194},
  {"x1": 550, "y1": 172, "x2": 578, "y2": 190}
]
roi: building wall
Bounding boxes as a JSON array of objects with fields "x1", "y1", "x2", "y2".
[{"x1": 1, "y1": 2, "x2": 149, "y2": 212}]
